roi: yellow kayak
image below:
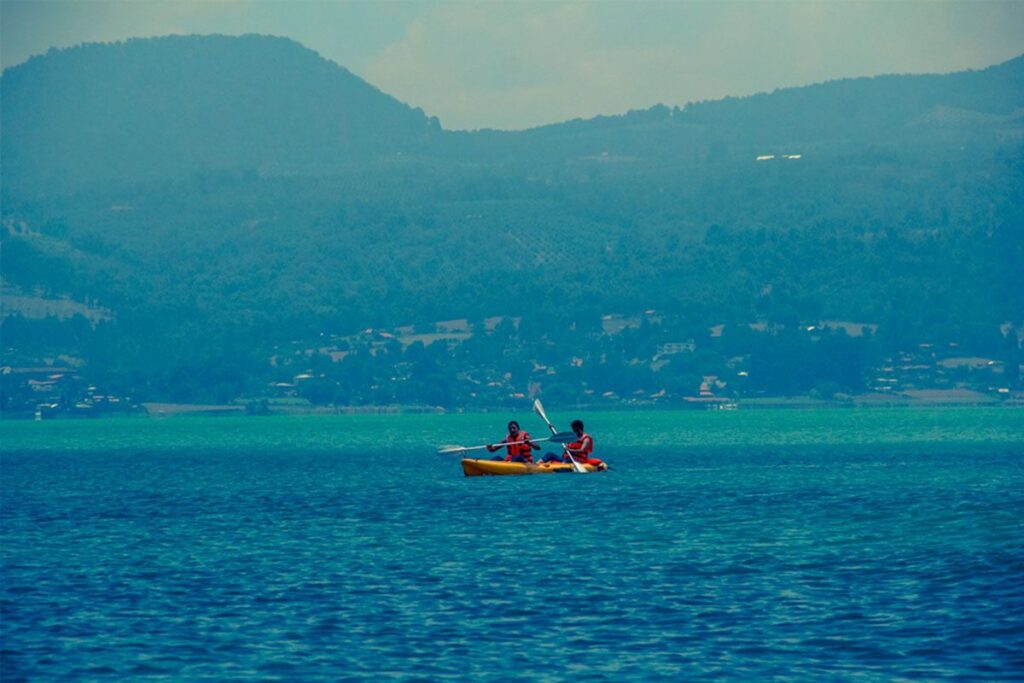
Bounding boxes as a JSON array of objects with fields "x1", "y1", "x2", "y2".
[{"x1": 461, "y1": 458, "x2": 608, "y2": 477}]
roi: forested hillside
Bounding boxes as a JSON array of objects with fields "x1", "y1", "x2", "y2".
[{"x1": 2, "y1": 35, "x2": 1021, "y2": 409}]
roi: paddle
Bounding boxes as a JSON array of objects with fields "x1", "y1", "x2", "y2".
[
  {"x1": 533, "y1": 398, "x2": 588, "y2": 474},
  {"x1": 437, "y1": 431, "x2": 575, "y2": 455}
]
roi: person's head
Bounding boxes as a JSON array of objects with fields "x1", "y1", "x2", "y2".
[
  {"x1": 571, "y1": 419, "x2": 584, "y2": 435},
  {"x1": 507, "y1": 420, "x2": 520, "y2": 435}
]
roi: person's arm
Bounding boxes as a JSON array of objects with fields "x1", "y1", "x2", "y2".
[
  {"x1": 486, "y1": 437, "x2": 506, "y2": 453},
  {"x1": 522, "y1": 432, "x2": 541, "y2": 450}
]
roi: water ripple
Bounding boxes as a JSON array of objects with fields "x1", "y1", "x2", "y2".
[{"x1": 3, "y1": 429, "x2": 1023, "y2": 680}]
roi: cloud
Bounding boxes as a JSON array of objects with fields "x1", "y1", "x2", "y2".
[
  {"x1": 364, "y1": 3, "x2": 598, "y2": 129},
  {"x1": 363, "y1": 1, "x2": 1024, "y2": 131}
]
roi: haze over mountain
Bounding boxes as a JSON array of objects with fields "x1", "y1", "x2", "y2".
[
  {"x1": 4, "y1": 34, "x2": 1022, "y2": 191},
  {"x1": 2, "y1": 34, "x2": 1021, "y2": 405}
]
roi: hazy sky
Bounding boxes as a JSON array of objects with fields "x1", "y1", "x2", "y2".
[{"x1": 2, "y1": 0, "x2": 1022, "y2": 130}]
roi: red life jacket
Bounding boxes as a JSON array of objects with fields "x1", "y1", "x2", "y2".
[
  {"x1": 565, "y1": 436, "x2": 602, "y2": 466},
  {"x1": 504, "y1": 431, "x2": 534, "y2": 461},
  {"x1": 568, "y1": 432, "x2": 594, "y2": 460}
]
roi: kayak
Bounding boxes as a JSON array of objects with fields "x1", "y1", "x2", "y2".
[{"x1": 461, "y1": 458, "x2": 608, "y2": 477}]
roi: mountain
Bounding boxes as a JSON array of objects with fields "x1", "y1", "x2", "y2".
[
  {"x1": 1, "y1": 34, "x2": 440, "y2": 194},
  {"x1": 439, "y1": 54, "x2": 1024, "y2": 164},
  {"x1": 1, "y1": 35, "x2": 1021, "y2": 405},
  {"x1": 4, "y1": 36, "x2": 1022, "y2": 193}
]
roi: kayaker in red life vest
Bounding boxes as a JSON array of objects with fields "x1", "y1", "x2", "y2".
[
  {"x1": 541, "y1": 419, "x2": 604, "y2": 467},
  {"x1": 486, "y1": 421, "x2": 539, "y2": 463}
]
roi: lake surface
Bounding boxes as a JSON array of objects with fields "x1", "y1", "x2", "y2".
[{"x1": 2, "y1": 408, "x2": 1023, "y2": 680}]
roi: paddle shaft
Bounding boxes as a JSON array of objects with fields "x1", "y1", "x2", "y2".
[
  {"x1": 438, "y1": 432, "x2": 573, "y2": 455},
  {"x1": 533, "y1": 399, "x2": 588, "y2": 474}
]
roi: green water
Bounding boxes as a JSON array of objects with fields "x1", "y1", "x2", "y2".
[{"x1": 3, "y1": 407, "x2": 1021, "y2": 454}]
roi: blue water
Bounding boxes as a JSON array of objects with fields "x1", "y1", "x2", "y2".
[{"x1": 2, "y1": 411, "x2": 1023, "y2": 680}]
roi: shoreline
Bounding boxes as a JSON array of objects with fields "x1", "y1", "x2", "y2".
[{"x1": 6, "y1": 397, "x2": 1020, "y2": 421}]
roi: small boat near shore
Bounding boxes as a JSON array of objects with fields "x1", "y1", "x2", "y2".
[{"x1": 461, "y1": 458, "x2": 608, "y2": 477}]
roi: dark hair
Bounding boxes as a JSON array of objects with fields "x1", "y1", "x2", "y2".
[
  {"x1": 507, "y1": 421, "x2": 520, "y2": 430},
  {"x1": 571, "y1": 419, "x2": 584, "y2": 430}
]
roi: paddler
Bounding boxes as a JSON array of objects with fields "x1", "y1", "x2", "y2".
[
  {"x1": 486, "y1": 421, "x2": 539, "y2": 463},
  {"x1": 541, "y1": 419, "x2": 603, "y2": 467}
]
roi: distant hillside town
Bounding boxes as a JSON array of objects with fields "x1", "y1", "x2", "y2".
[{"x1": 4, "y1": 311, "x2": 1020, "y2": 418}]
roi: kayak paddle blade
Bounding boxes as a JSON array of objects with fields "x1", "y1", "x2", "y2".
[{"x1": 533, "y1": 399, "x2": 552, "y2": 427}]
